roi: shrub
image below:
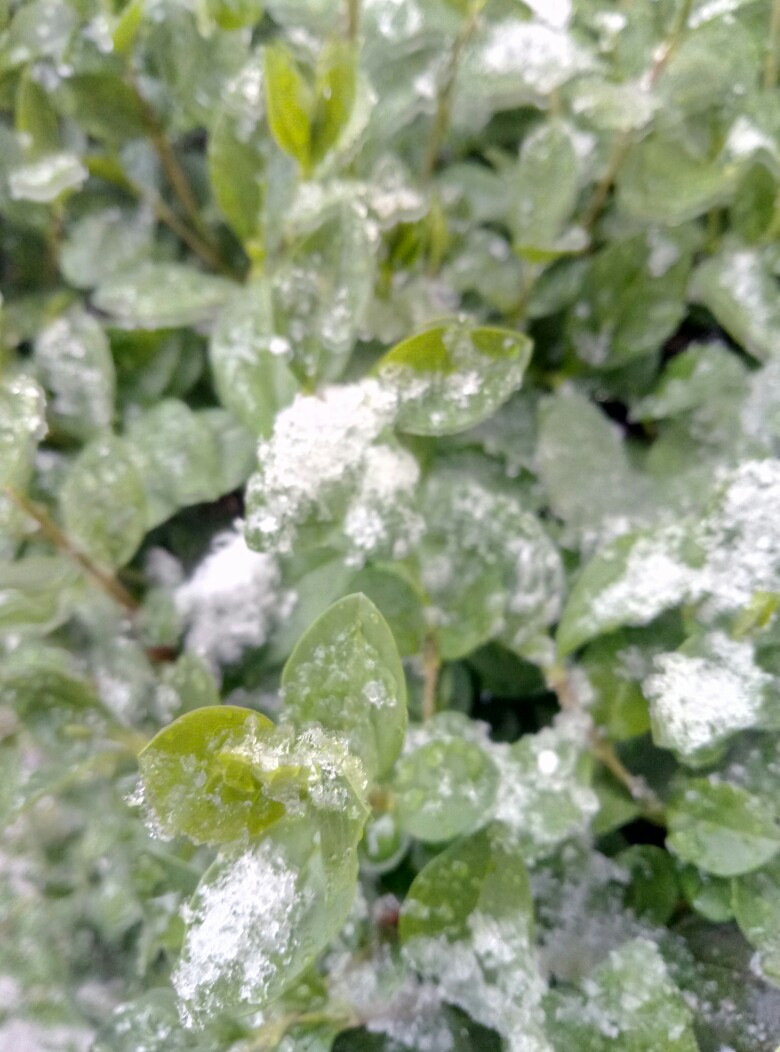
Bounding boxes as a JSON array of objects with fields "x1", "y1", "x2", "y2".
[{"x1": 2, "y1": 0, "x2": 780, "y2": 1049}]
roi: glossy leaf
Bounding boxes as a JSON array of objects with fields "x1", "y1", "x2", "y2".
[
  {"x1": 34, "y1": 308, "x2": 115, "y2": 439},
  {"x1": 138, "y1": 705, "x2": 284, "y2": 844},
  {"x1": 667, "y1": 779, "x2": 780, "y2": 878},
  {"x1": 282, "y1": 594, "x2": 407, "y2": 779},
  {"x1": 400, "y1": 824, "x2": 549, "y2": 1051},
  {"x1": 93, "y1": 264, "x2": 234, "y2": 330},
  {"x1": 689, "y1": 247, "x2": 780, "y2": 362},
  {"x1": 378, "y1": 322, "x2": 532, "y2": 436},
  {"x1": 209, "y1": 282, "x2": 298, "y2": 435},
  {"x1": 174, "y1": 816, "x2": 358, "y2": 1025},
  {"x1": 60, "y1": 434, "x2": 147, "y2": 569},
  {"x1": 393, "y1": 714, "x2": 499, "y2": 842}
]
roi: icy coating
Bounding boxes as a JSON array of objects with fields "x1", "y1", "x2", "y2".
[
  {"x1": 492, "y1": 712, "x2": 598, "y2": 860},
  {"x1": 645, "y1": 633, "x2": 770, "y2": 758},
  {"x1": 404, "y1": 911, "x2": 552, "y2": 1052},
  {"x1": 175, "y1": 523, "x2": 295, "y2": 668},
  {"x1": 245, "y1": 379, "x2": 402, "y2": 556},
  {"x1": 173, "y1": 838, "x2": 302, "y2": 1026}
]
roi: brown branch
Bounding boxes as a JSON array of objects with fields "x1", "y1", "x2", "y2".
[
  {"x1": 422, "y1": 0, "x2": 486, "y2": 181},
  {"x1": 5, "y1": 486, "x2": 139, "y2": 614},
  {"x1": 765, "y1": 0, "x2": 780, "y2": 89},
  {"x1": 546, "y1": 665, "x2": 665, "y2": 822},
  {"x1": 582, "y1": 0, "x2": 693, "y2": 233},
  {"x1": 422, "y1": 632, "x2": 441, "y2": 721}
]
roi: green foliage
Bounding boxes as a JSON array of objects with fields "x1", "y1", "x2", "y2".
[{"x1": 5, "y1": 0, "x2": 780, "y2": 1049}]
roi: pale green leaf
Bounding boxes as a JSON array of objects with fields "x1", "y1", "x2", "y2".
[
  {"x1": 209, "y1": 282, "x2": 298, "y2": 435},
  {"x1": 60, "y1": 434, "x2": 147, "y2": 569},
  {"x1": 34, "y1": 308, "x2": 115, "y2": 439},
  {"x1": 378, "y1": 322, "x2": 532, "y2": 436},
  {"x1": 93, "y1": 263, "x2": 234, "y2": 330},
  {"x1": 667, "y1": 779, "x2": 780, "y2": 878},
  {"x1": 282, "y1": 593, "x2": 407, "y2": 779}
]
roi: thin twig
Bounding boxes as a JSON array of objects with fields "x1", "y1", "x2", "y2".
[
  {"x1": 581, "y1": 0, "x2": 693, "y2": 232},
  {"x1": 422, "y1": 632, "x2": 441, "y2": 721},
  {"x1": 128, "y1": 77, "x2": 205, "y2": 233},
  {"x1": 546, "y1": 665, "x2": 665, "y2": 822},
  {"x1": 765, "y1": 0, "x2": 780, "y2": 89},
  {"x1": 5, "y1": 486, "x2": 139, "y2": 614},
  {"x1": 346, "y1": 0, "x2": 361, "y2": 42},
  {"x1": 422, "y1": 0, "x2": 487, "y2": 181}
]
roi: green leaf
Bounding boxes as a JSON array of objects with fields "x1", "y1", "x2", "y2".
[
  {"x1": 0, "y1": 556, "x2": 79, "y2": 633},
  {"x1": 645, "y1": 632, "x2": 771, "y2": 763},
  {"x1": 619, "y1": 845, "x2": 680, "y2": 924},
  {"x1": 537, "y1": 386, "x2": 649, "y2": 540},
  {"x1": 138, "y1": 705, "x2": 284, "y2": 844},
  {"x1": 345, "y1": 564, "x2": 426, "y2": 658},
  {"x1": 265, "y1": 42, "x2": 313, "y2": 170},
  {"x1": 616, "y1": 135, "x2": 736, "y2": 225},
  {"x1": 378, "y1": 322, "x2": 532, "y2": 436},
  {"x1": 282, "y1": 594, "x2": 407, "y2": 779},
  {"x1": 60, "y1": 434, "x2": 148, "y2": 569},
  {"x1": 310, "y1": 39, "x2": 357, "y2": 166},
  {"x1": 206, "y1": 0, "x2": 264, "y2": 30},
  {"x1": 399, "y1": 824, "x2": 549, "y2": 1051},
  {"x1": 209, "y1": 282, "x2": 298, "y2": 435},
  {"x1": 667, "y1": 779, "x2": 780, "y2": 878},
  {"x1": 678, "y1": 865, "x2": 734, "y2": 922},
  {"x1": 273, "y1": 202, "x2": 376, "y2": 384},
  {"x1": 510, "y1": 120, "x2": 581, "y2": 259},
  {"x1": 8, "y1": 151, "x2": 87, "y2": 203},
  {"x1": 60, "y1": 207, "x2": 154, "y2": 290},
  {"x1": 392, "y1": 713, "x2": 499, "y2": 842},
  {"x1": 630, "y1": 341, "x2": 748, "y2": 422},
  {"x1": 492, "y1": 716, "x2": 598, "y2": 860},
  {"x1": 55, "y1": 74, "x2": 146, "y2": 144},
  {"x1": 125, "y1": 400, "x2": 222, "y2": 527},
  {"x1": 207, "y1": 53, "x2": 268, "y2": 244},
  {"x1": 93, "y1": 263, "x2": 234, "y2": 330},
  {"x1": 0, "y1": 372, "x2": 47, "y2": 542},
  {"x1": 174, "y1": 816, "x2": 358, "y2": 1025},
  {"x1": 581, "y1": 631, "x2": 653, "y2": 741},
  {"x1": 566, "y1": 232, "x2": 692, "y2": 368},
  {"x1": 157, "y1": 652, "x2": 221, "y2": 720},
  {"x1": 16, "y1": 70, "x2": 59, "y2": 152},
  {"x1": 34, "y1": 308, "x2": 115, "y2": 439},
  {"x1": 557, "y1": 524, "x2": 703, "y2": 657},
  {"x1": 732, "y1": 856, "x2": 780, "y2": 983},
  {"x1": 419, "y1": 469, "x2": 563, "y2": 660},
  {"x1": 689, "y1": 247, "x2": 780, "y2": 362},
  {"x1": 547, "y1": 938, "x2": 698, "y2": 1051}
]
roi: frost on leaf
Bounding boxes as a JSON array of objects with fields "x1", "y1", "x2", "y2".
[
  {"x1": 421, "y1": 471, "x2": 563, "y2": 660},
  {"x1": 175, "y1": 523, "x2": 295, "y2": 669},
  {"x1": 645, "y1": 633, "x2": 771, "y2": 761},
  {"x1": 244, "y1": 379, "x2": 410, "y2": 559},
  {"x1": 400, "y1": 826, "x2": 551, "y2": 1052},
  {"x1": 34, "y1": 309, "x2": 115, "y2": 439},
  {"x1": 548, "y1": 938, "x2": 698, "y2": 1050},
  {"x1": 175, "y1": 818, "x2": 356, "y2": 1027},
  {"x1": 697, "y1": 459, "x2": 780, "y2": 618},
  {"x1": 379, "y1": 323, "x2": 532, "y2": 437},
  {"x1": 492, "y1": 712, "x2": 598, "y2": 861}
]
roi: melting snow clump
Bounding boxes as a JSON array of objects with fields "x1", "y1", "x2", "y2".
[
  {"x1": 645, "y1": 633, "x2": 770, "y2": 759},
  {"x1": 174, "y1": 837, "x2": 301, "y2": 1027},
  {"x1": 175, "y1": 523, "x2": 294, "y2": 668},
  {"x1": 245, "y1": 380, "x2": 399, "y2": 556}
]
